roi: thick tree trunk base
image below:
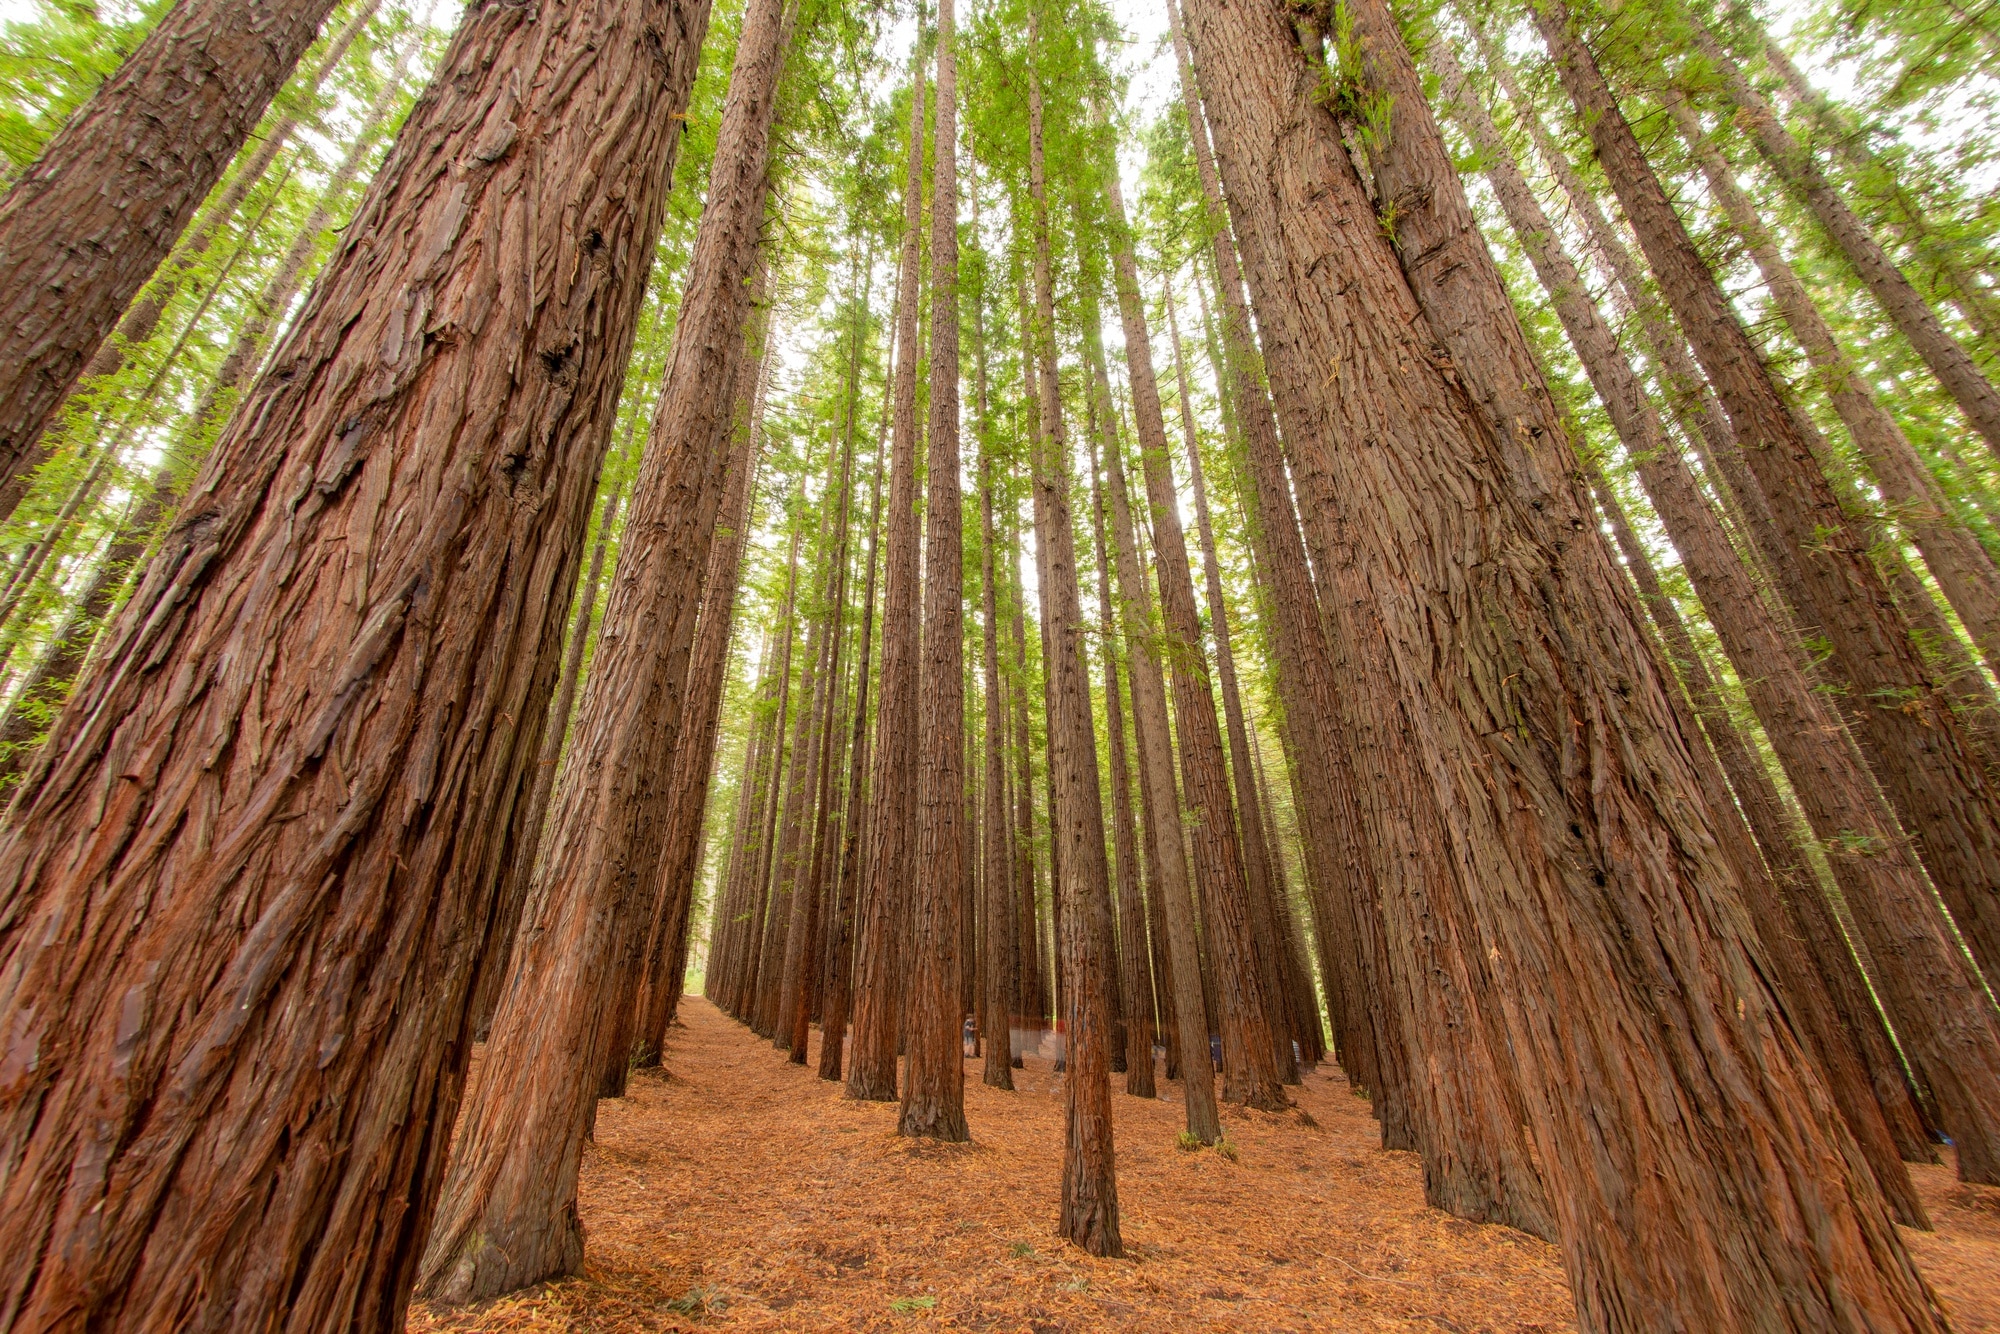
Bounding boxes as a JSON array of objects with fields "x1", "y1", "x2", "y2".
[{"x1": 421, "y1": 1209, "x2": 585, "y2": 1307}]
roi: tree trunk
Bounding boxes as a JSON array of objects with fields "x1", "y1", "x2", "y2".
[
  {"x1": 634, "y1": 335, "x2": 771, "y2": 1066},
  {"x1": 0, "y1": 0, "x2": 711, "y2": 1322},
  {"x1": 1432, "y1": 39, "x2": 1942, "y2": 1209},
  {"x1": 1184, "y1": 0, "x2": 1946, "y2": 1324},
  {"x1": 902, "y1": 0, "x2": 968, "y2": 1141},
  {"x1": 1163, "y1": 0, "x2": 1386, "y2": 1106},
  {"x1": 1008, "y1": 435, "x2": 1046, "y2": 1042},
  {"x1": 1102, "y1": 171, "x2": 1282, "y2": 1112},
  {"x1": 782, "y1": 259, "x2": 872, "y2": 1066},
  {"x1": 846, "y1": 41, "x2": 929, "y2": 1103},
  {"x1": 1027, "y1": 35, "x2": 1120, "y2": 1254},
  {"x1": 0, "y1": 473, "x2": 170, "y2": 788},
  {"x1": 1669, "y1": 91, "x2": 2000, "y2": 682},
  {"x1": 744, "y1": 513, "x2": 806, "y2": 1038},
  {"x1": 414, "y1": 0, "x2": 787, "y2": 1299},
  {"x1": 49, "y1": 0, "x2": 384, "y2": 425},
  {"x1": 471, "y1": 484, "x2": 621, "y2": 1041},
  {"x1": 819, "y1": 309, "x2": 894, "y2": 1083},
  {"x1": 181, "y1": 33, "x2": 421, "y2": 454},
  {"x1": 719, "y1": 634, "x2": 785, "y2": 1017},
  {"x1": 979, "y1": 416, "x2": 1018, "y2": 1093},
  {"x1": 1538, "y1": 0, "x2": 2000, "y2": 994},
  {"x1": 1083, "y1": 378, "x2": 1159, "y2": 1099},
  {"x1": 1164, "y1": 280, "x2": 1298, "y2": 1085},
  {"x1": 753, "y1": 543, "x2": 824, "y2": 1042},
  {"x1": 1096, "y1": 338, "x2": 1219, "y2": 1142},
  {"x1": 1692, "y1": 24, "x2": 2000, "y2": 457},
  {"x1": 0, "y1": 0, "x2": 349, "y2": 513},
  {"x1": 1755, "y1": 28, "x2": 2000, "y2": 346}
]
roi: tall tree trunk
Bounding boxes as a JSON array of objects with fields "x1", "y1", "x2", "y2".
[
  {"x1": 1183, "y1": 0, "x2": 1946, "y2": 1325},
  {"x1": 847, "y1": 40, "x2": 929, "y2": 1103},
  {"x1": 1668, "y1": 91, "x2": 2000, "y2": 680},
  {"x1": 1537, "y1": 0, "x2": 2000, "y2": 993},
  {"x1": 979, "y1": 424, "x2": 1018, "y2": 1092},
  {"x1": 1592, "y1": 470, "x2": 1939, "y2": 1197},
  {"x1": 1755, "y1": 26, "x2": 2000, "y2": 345},
  {"x1": 1007, "y1": 434, "x2": 1046, "y2": 1043},
  {"x1": 1164, "y1": 0, "x2": 1387, "y2": 1108},
  {"x1": 0, "y1": 0, "x2": 350, "y2": 513},
  {"x1": 471, "y1": 484, "x2": 622, "y2": 1040},
  {"x1": 720, "y1": 635, "x2": 785, "y2": 1017},
  {"x1": 635, "y1": 350, "x2": 767, "y2": 1066},
  {"x1": 1163, "y1": 280, "x2": 1297, "y2": 1085},
  {"x1": 180, "y1": 34, "x2": 422, "y2": 452},
  {"x1": 754, "y1": 545, "x2": 825, "y2": 1042},
  {"x1": 1027, "y1": 32, "x2": 1120, "y2": 1254},
  {"x1": 970, "y1": 194, "x2": 1017, "y2": 1095},
  {"x1": 46, "y1": 0, "x2": 385, "y2": 433},
  {"x1": 903, "y1": 0, "x2": 968, "y2": 1140},
  {"x1": 783, "y1": 258, "x2": 873, "y2": 1066},
  {"x1": 1689, "y1": 23, "x2": 2000, "y2": 456},
  {"x1": 1101, "y1": 172, "x2": 1282, "y2": 1112},
  {"x1": 819, "y1": 309, "x2": 894, "y2": 1083},
  {"x1": 744, "y1": 513, "x2": 806, "y2": 1038},
  {"x1": 1432, "y1": 40, "x2": 1943, "y2": 1206},
  {"x1": 1083, "y1": 373, "x2": 1159, "y2": 1099},
  {"x1": 1096, "y1": 338, "x2": 1219, "y2": 1142},
  {"x1": 415, "y1": 0, "x2": 788, "y2": 1299},
  {"x1": 0, "y1": 0, "x2": 710, "y2": 1322}
]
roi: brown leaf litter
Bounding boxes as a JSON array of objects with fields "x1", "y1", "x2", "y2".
[{"x1": 408, "y1": 997, "x2": 2000, "y2": 1332}]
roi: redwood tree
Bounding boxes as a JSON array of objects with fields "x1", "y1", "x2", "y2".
[
  {"x1": 1535, "y1": 0, "x2": 2000, "y2": 991},
  {"x1": 846, "y1": 39, "x2": 930, "y2": 1103},
  {"x1": 1181, "y1": 0, "x2": 1945, "y2": 1324},
  {"x1": 0, "y1": 0, "x2": 712, "y2": 1323},
  {"x1": 0, "y1": 0, "x2": 349, "y2": 511},
  {"x1": 902, "y1": 0, "x2": 969, "y2": 1141},
  {"x1": 416, "y1": 0, "x2": 791, "y2": 1298},
  {"x1": 1027, "y1": 18, "x2": 1119, "y2": 1253}
]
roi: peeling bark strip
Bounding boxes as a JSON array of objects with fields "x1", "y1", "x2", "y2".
[
  {"x1": 0, "y1": 0, "x2": 346, "y2": 511},
  {"x1": 415, "y1": 0, "x2": 790, "y2": 1304},
  {"x1": 1179, "y1": 0, "x2": 1946, "y2": 1327},
  {"x1": 0, "y1": 0, "x2": 708, "y2": 1324}
]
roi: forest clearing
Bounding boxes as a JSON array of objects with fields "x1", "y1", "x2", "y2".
[{"x1": 4, "y1": 0, "x2": 2000, "y2": 1323}]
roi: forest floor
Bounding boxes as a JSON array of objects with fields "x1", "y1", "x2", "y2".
[{"x1": 408, "y1": 997, "x2": 2000, "y2": 1332}]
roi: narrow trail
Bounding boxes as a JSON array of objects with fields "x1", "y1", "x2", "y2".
[{"x1": 411, "y1": 998, "x2": 2000, "y2": 1332}]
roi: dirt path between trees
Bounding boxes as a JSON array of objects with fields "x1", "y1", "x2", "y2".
[{"x1": 409, "y1": 996, "x2": 1999, "y2": 1332}]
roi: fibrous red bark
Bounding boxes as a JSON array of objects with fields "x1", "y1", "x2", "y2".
[
  {"x1": 1537, "y1": 0, "x2": 2000, "y2": 993},
  {"x1": 1183, "y1": 0, "x2": 1946, "y2": 1323},
  {"x1": 415, "y1": 0, "x2": 789, "y2": 1298},
  {"x1": 1027, "y1": 33, "x2": 1120, "y2": 1253},
  {"x1": 0, "y1": 0, "x2": 710, "y2": 1323},
  {"x1": 846, "y1": 41, "x2": 929, "y2": 1103},
  {"x1": 0, "y1": 0, "x2": 349, "y2": 516},
  {"x1": 902, "y1": 0, "x2": 968, "y2": 1141}
]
